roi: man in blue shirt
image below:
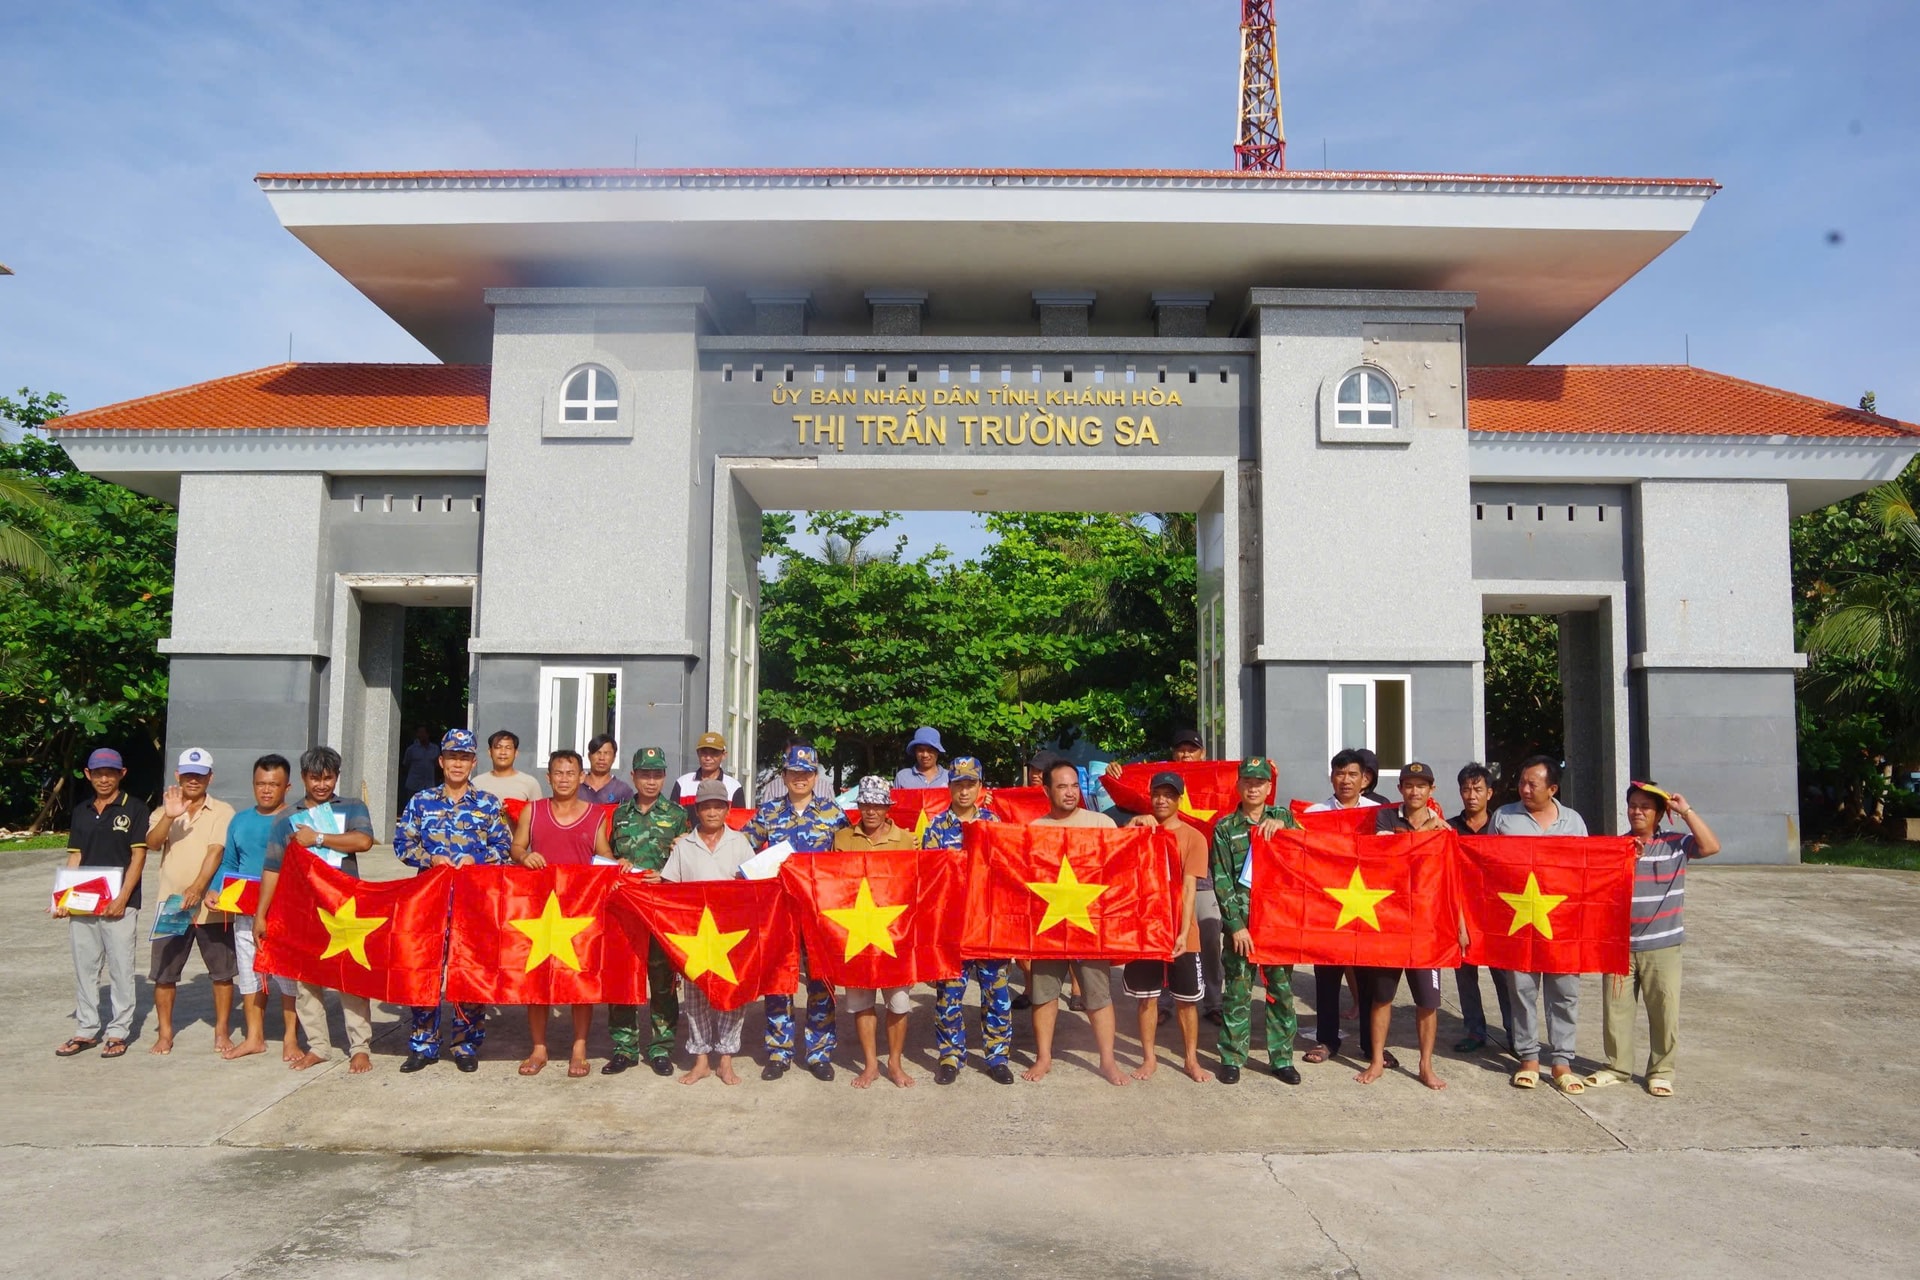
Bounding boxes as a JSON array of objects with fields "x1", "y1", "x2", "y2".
[
  {"x1": 894, "y1": 726, "x2": 951, "y2": 790},
  {"x1": 215, "y1": 755, "x2": 290, "y2": 1061},
  {"x1": 743, "y1": 743, "x2": 846, "y2": 1080}
]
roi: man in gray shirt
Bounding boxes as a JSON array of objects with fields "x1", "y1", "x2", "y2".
[{"x1": 1490, "y1": 754, "x2": 1589, "y2": 1094}]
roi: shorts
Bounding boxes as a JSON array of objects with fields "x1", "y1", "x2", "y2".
[
  {"x1": 1356, "y1": 966, "x2": 1443, "y2": 1011},
  {"x1": 231, "y1": 916, "x2": 298, "y2": 997},
  {"x1": 1122, "y1": 952, "x2": 1203, "y2": 1003},
  {"x1": 1027, "y1": 960, "x2": 1112, "y2": 1012},
  {"x1": 842, "y1": 986, "x2": 913, "y2": 1015},
  {"x1": 149, "y1": 921, "x2": 237, "y2": 985}
]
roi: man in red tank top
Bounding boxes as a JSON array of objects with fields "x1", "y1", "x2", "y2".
[{"x1": 509, "y1": 750, "x2": 616, "y2": 1078}]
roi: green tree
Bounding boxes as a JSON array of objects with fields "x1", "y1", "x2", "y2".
[
  {"x1": 0, "y1": 398, "x2": 176, "y2": 830},
  {"x1": 1482, "y1": 613, "x2": 1563, "y2": 785},
  {"x1": 0, "y1": 389, "x2": 66, "y2": 579}
]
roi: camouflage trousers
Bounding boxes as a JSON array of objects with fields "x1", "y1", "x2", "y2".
[
  {"x1": 608, "y1": 938, "x2": 679, "y2": 1061},
  {"x1": 1219, "y1": 951, "x2": 1297, "y2": 1069},
  {"x1": 409, "y1": 1002, "x2": 485, "y2": 1058},
  {"x1": 933, "y1": 959, "x2": 1012, "y2": 1068},
  {"x1": 765, "y1": 978, "x2": 837, "y2": 1065}
]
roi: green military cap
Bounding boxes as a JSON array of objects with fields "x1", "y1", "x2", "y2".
[
  {"x1": 631, "y1": 746, "x2": 668, "y2": 771},
  {"x1": 1238, "y1": 757, "x2": 1274, "y2": 781}
]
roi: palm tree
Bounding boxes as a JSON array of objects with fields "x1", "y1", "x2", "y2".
[
  {"x1": 1803, "y1": 478, "x2": 1920, "y2": 758},
  {"x1": 0, "y1": 468, "x2": 61, "y2": 579}
]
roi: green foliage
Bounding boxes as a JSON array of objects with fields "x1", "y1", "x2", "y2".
[
  {"x1": 0, "y1": 408, "x2": 176, "y2": 830},
  {"x1": 1482, "y1": 614, "x2": 1563, "y2": 781},
  {"x1": 1800, "y1": 838, "x2": 1920, "y2": 872},
  {"x1": 398, "y1": 606, "x2": 474, "y2": 741}
]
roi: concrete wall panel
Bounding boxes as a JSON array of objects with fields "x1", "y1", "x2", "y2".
[{"x1": 163, "y1": 656, "x2": 324, "y2": 814}]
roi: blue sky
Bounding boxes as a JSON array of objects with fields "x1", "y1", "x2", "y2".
[{"x1": 3, "y1": 0, "x2": 1914, "y2": 559}]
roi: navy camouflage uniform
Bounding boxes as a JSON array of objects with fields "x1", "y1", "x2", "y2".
[
  {"x1": 393, "y1": 729, "x2": 511, "y2": 1062},
  {"x1": 743, "y1": 748, "x2": 847, "y2": 1066},
  {"x1": 922, "y1": 800, "x2": 1011, "y2": 1070},
  {"x1": 607, "y1": 753, "x2": 691, "y2": 1065},
  {"x1": 1210, "y1": 766, "x2": 1301, "y2": 1071}
]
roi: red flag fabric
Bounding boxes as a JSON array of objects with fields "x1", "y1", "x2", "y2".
[
  {"x1": 1104, "y1": 760, "x2": 1241, "y2": 815},
  {"x1": 444, "y1": 865, "x2": 645, "y2": 1005},
  {"x1": 253, "y1": 847, "x2": 453, "y2": 1006},
  {"x1": 1291, "y1": 800, "x2": 1382, "y2": 834},
  {"x1": 1457, "y1": 835, "x2": 1636, "y2": 975},
  {"x1": 209, "y1": 875, "x2": 261, "y2": 916},
  {"x1": 500, "y1": 796, "x2": 529, "y2": 828},
  {"x1": 888, "y1": 788, "x2": 951, "y2": 838},
  {"x1": 611, "y1": 878, "x2": 800, "y2": 1011},
  {"x1": 779, "y1": 847, "x2": 965, "y2": 987},
  {"x1": 960, "y1": 823, "x2": 1180, "y2": 962},
  {"x1": 1247, "y1": 829, "x2": 1461, "y2": 968},
  {"x1": 984, "y1": 786, "x2": 1052, "y2": 825}
]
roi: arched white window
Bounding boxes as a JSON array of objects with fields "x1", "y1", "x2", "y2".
[
  {"x1": 560, "y1": 366, "x2": 619, "y2": 423},
  {"x1": 1336, "y1": 368, "x2": 1396, "y2": 428}
]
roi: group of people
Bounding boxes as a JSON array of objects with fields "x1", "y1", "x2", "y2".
[{"x1": 54, "y1": 724, "x2": 1716, "y2": 1101}]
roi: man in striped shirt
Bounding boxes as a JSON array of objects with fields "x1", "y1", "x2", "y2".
[{"x1": 1587, "y1": 780, "x2": 1719, "y2": 1097}]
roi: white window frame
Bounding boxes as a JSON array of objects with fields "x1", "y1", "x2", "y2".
[
  {"x1": 559, "y1": 365, "x2": 620, "y2": 423},
  {"x1": 1335, "y1": 368, "x2": 1397, "y2": 428},
  {"x1": 1326, "y1": 673, "x2": 1412, "y2": 781},
  {"x1": 723, "y1": 590, "x2": 758, "y2": 780},
  {"x1": 536, "y1": 665, "x2": 623, "y2": 763}
]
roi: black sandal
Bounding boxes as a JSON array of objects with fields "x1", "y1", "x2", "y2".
[
  {"x1": 55, "y1": 1037, "x2": 99, "y2": 1057},
  {"x1": 101, "y1": 1039, "x2": 130, "y2": 1058}
]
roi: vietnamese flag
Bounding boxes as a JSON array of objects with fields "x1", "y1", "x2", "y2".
[
  {"x1": 983, "y1": 786, "x2": 1052, "y2": 825},
  {"x1": 779, "y1": 847, "x2": 964, "y2": 987},
  {"x1": 1291, "y1": 801, "x2": 1383, "y2": 835},
  {"x1": 612, "y1": 878, "x2": 800, "y2": 1011},
  {"x1": 210, "y1": 875, "x2": 261, "y2": 915},
  {"x1": 888, "y1": 789, "x2": 951, "y2": 843},
  {"x1": 444, "y1": 865, "x2": 645, "y2": 1005},
  {"x1": 500, "y1": 797, "x2": 529, "y2": 828},
  {"x1": 1457, "y1": 835, "x2": 1635, "y2": 976},
  {"x1": 1247, "y1": 829, "x2": 1461, "y2": 969},
  {"x1": 1105, "y1": 761, "x2": 1240, "y2": 816},
  {"x1": 960, "y1": 824, "x2": 1180, "y2": 962},
  {"x1": 252, "y1": 847, "x2": 452, "y2": 1006}
]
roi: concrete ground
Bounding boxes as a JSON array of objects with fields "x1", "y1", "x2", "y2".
[{"x1": 5, "y1": 846, "x2": 1918, "y2": 1277}]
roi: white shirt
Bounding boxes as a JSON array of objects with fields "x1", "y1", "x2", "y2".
[{"x1": 1304, "y1": 795, "x2": 1382, "y2": 813}]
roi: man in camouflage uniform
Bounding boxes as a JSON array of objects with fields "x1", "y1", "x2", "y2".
[
  {"x1": 1210, "y1": 756, "x2": 1303, "y2": 1086},
  {"x1": 605, "y1": 745, "x2": 690, "y2": 1076},
  {"x1": 743, "y1": 743, "x2": 847, "y2": 1081},
  {"x1": 919, "y1": 757, "x2": 1015, "y2": 1085}
]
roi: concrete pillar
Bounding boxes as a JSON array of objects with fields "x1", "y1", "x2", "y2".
[
  {"x1": 748, "y1": 289, "x2": 810, "y2": 336},
  {"x1": 865, "y1": 289, "x2": 927, "y2": 336},
  {"x1": 1152, "y1": 291, "x2": 1214, "y2": 338},
  {"x1": 1032, "y1": 290, "x2": 1095, "y2": 337}
]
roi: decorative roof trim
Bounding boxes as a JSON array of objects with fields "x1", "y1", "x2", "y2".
[{"x1": 49, "y1": 424, "x2": 488, "y2": 440}]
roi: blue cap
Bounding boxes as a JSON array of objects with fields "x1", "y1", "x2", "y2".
[
  {"x1": 908, "y1": 726, "x2": 945, "y2": 755},
  {"x1": 85, "y1": 747, "x2": 125, "y2": 772},
  {"x1": 440, "y1": 728, "x2": 478, "y2": 754},
  {"x1": 782, "y1": 744, "x2": 820, "y2": 773},
  {"x1": 950, "y1": 756, "x2": 983, "y2": 781}
]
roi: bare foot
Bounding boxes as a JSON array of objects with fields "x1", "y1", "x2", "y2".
[
  {"x1": 223, "y1": 1039, "x2": 267, "y2": 1061},
  {"x1": 679, "y1": 1060, "x2": 712, "y2": 1085},
  {"x1": 1418, "y1": 1065, "x2": 1448, "y2": 1090},
  {"x1": 886, "y1": 1063, "x2": 914, "y2": 1089},
  {"x1": 290, "y1": 1051, "x2": 327, "y2": 1071},
  {"x1": 1022, "y1": 1056, "x2": 1052, "y2": 1082},
  {"x1": 716, "y1": 1060, "x2": 740, "y2": 1086},
  {"x1": 281, "y1": 1040, "x2": 301, "y2": 1063},
  {"x1": 1182, "y1": 1059, "x2": 1209, "y2": 1083},
  {"x1": 1100, "y1": 1061, "x2": 1130, "y2": 1087},
  {"x1": 149, "y1": 1036, "x2": 174, "y2": 1055},
  {"x1": 851, "y1": 1063, "x2": 880, "y2": 1089},
  {"x1": 213, "y1": 1033, "x2": 234, "y2": 1054},
  {"x1": 1355, "y1": 1061, "x2": 1385, "y2": 1084},
  {"x1": 567, "y1": 1057, "x2": 590, "y2": 1078},
  {"x1": 1130, "y1": 1059, "x2": 1158, "y2": 1081},
  {"x1": 348, "y1": 1053, "x2": 372, "y2": 1074},
  {"x1": 518, "y1": 1049, "x2": 549, "y2": 1076}
]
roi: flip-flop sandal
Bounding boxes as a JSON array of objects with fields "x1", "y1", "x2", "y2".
[
  {"x1": 1551, "y1": 1072, "x2": 1585, "y2": 1094},
  {"x1": 55, "y1": 1037, "x2": 100, "y2": 1057},
  {"x1": 1381, "y1": 1051, "x2": 1401, "y2": 1070},
  {"x1": 1647, "y1": 1078, "x2": 1674, "y2": 1097},
  {"x1": 567, "y1": 1060, "x2": 591, "y2": 1078},
  {"x1": 1584, "y1": 1071, "x2": 1628, "y2": 1089},
  {"x1": 100, "y1": 1039, "x2": 130, "y2": 1059},
  {"x1": 1510, "y1": 1068, "x2": 1539, "y2": 1089},
  {"x1": 518, "y1": 1057, "x2": 547, "y2": 1076},
  {"x1": 1302, "y1": 1044, "x2": 1332, "y2": 1064}
]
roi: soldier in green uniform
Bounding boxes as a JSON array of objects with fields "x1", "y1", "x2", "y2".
[
  {"x1": 605, "y1": 745, "x2": 691, "y2": 1076},
  {"x1": 1211, "y1": 757, "x2": 1303, "y2": 1086}
]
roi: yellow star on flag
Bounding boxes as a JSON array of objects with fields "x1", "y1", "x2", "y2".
[
  {"x1": 822, "y1": 877, "x2": 910, "y2": 960},
  {"x1": 913, "y1": 808, "x2": 932, "y2": 842},
  {"x1": 507, "y1": 891, "x2": 594, "y2": 973},
  {"x1": 212, "y1": 879, "x2": 253, "y2": 912},
  {"x1": 1177, "y1": 794, "x2": 1218, "y2": 822},
  {"x1": 1324, "y1": 868, "x2": 1395, "y2": 931},
  {"x1": 1498, "y1": 873, "x2": 1567, "y2": 939},
  {"x1": 666, "y1": 906, "x2": 750, "y2": 983},
  {"x1": 1026, "y1": 857, "x2": 1109, "y2": 935},
  {"x1": 317, "y1": 897, "x2": 388, "y2": 968}
]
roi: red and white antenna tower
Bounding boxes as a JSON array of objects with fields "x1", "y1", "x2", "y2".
[{"x1": 1234, "y1": 1, "x2": 1285, "y2": 170}]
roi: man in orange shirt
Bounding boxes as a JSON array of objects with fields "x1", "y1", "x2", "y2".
[{"x1": 1124, "y1": 772, "x2": 1209, "y2": 1082}]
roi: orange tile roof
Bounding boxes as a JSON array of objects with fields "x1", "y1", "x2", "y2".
[
  {"x1": 1468, "y1": 365, "x2": 1914, "y2": 439},
  {"x1": 48, "y1": 363, "x2": 490, "y2": 431}
]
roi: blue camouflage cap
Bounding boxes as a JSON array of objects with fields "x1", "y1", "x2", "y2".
[
  {"x1": 439, "y1": 728, "x2": 478, "y2": 754},
  {"x1": 782, "y1": 744, "x2": 820, "y2": 773},
  {"x1": 949, "y1": 756, "x2": 984, "y2": 781}
]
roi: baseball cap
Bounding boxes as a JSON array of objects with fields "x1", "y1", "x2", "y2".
[
  {"x1": 694, "y1": 779, "x2": 731, "y2": 805},
  {"x1": 1399, "y1": 761, "x2": 1437, "y2": 785},
  {"x1": 1171, "y1": 727, "x2": 1204, "y2": 749},
  {"x1": 782, "y1": 744, "x2": 820, "y2": 774},
  {"x1": 1150, "y1": 770, "x2": 1185, "y2": 796},
  {"x1": 176, "y1": 747, "x2": 213, "y2": 776},
  {"x1": 696, "y1": 731, "x2": 727, "y2": 752},
  {"x1": 950, "y1": 756, "x2": 984, "y2": 782},
  {"x1": 631, "y1": 746, "x2": 668, "y2": 771},
  {"x1": 439, "y1": 728, "x2": 478, "y2": 755},
  {"x1": 1238, "y1": 757, "x2": 1274, "y2": 781},
  {"x1": 86, "y1": 747, "x2": 126, "y2": 772},
  {"x1": 857, "y1": 775, "x2": 892, "y2": 807}
]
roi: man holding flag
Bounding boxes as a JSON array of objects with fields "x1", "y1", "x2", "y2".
[
  {"x1": 1025, "y1": 759, "x2": 1127, "y2": 1086},
  {"x1": 1210, "y1": 758, "x2": 1303, "y2": 1085},
  {"x1": 1491, "y1": 755, "x2": 1589, "y2": 1093},
  {"x1": 922, "y1": 756, "x2": 1015, "y2": 1086},
  {"x1": 833, "y1": 777, "x2": 918, "y2": 1089},
  {"x1": 607, "y1": 745, "x2": 691, "y2": 1077},
  {"x1": 1357, "y1": 762, "x2": 1449, "y2": 1089},
  {"x1": 1124, "y1": 772, "x2": 1210, "y2": 1083},
  {"x1": 209, "y1": 755, "x2": 288, "y2": 1061}
]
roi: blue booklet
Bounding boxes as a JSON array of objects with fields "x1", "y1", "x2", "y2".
[{"x1": 150, "y1": 894, "x2": 192, "y2": 939}]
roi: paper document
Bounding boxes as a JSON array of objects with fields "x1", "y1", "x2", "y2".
[
  {"x1": 150, "y1": 894, "x2": 192, "y2": 939},
  {"x1": 738, "y1": 841, "x2": 795, "y2": 881}
]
